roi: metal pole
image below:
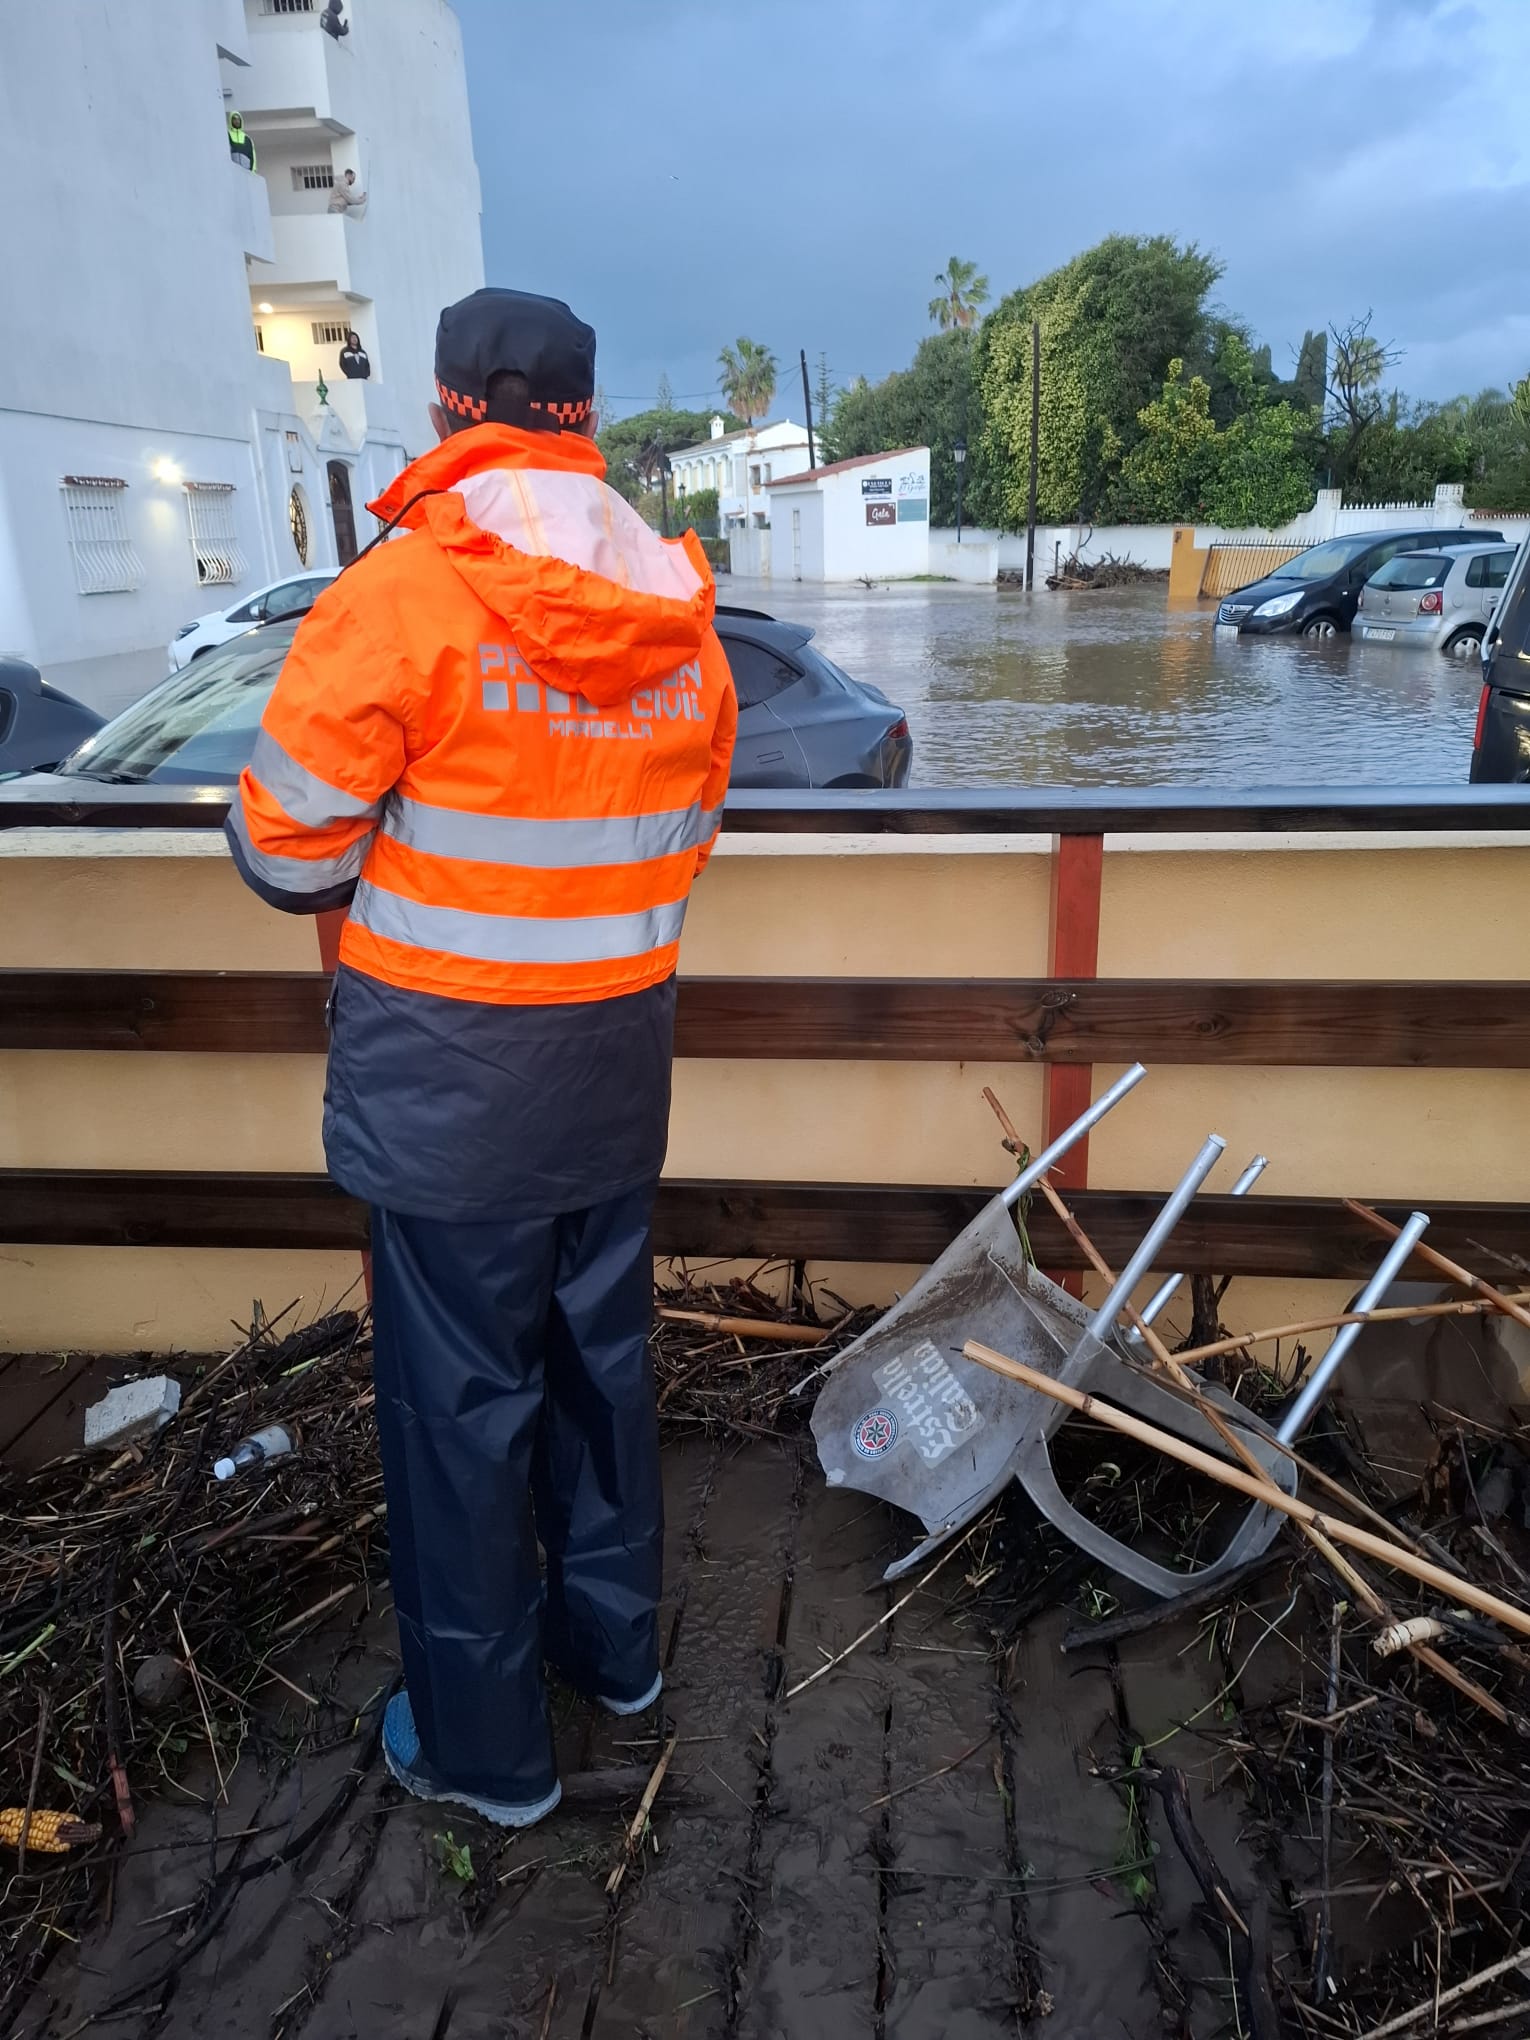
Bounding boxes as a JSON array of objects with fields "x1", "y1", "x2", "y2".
[
  {"x1": 659, "y1": 454, "x2": 671, "y2": 539},
  {"x1": 1024, "y1": 316, "x2": 1040, "y2": 592},
  {"x1": 1277, "y1": 1211, "x2": 1429, "y2": 1443},
  {"x1": 1000, "y1": 1063, "x2": 1146, "y2": 1211},
  {"x1": 1127, "y1": 1154, "x2": 1269, "y2": 1342},
  {"x1": 1083, "y1": 1135, "x2": 1226, "y2": 1345},
  {"x1": 800, "y1": 349, "x2": 816, "y2": 471},
  {"x1": 955, "y1": 459, "x2": 964, "y2": 542}
]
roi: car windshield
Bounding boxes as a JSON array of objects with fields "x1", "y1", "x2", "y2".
[
  {"x1": 1370, "y1": 554, "x2": 1452, "y2": 590},
  {"x1": 1271, "y1": 538, "x2": 1374, "y2": 583},
  {"x1": 57, "y1": 624, "x2": 295, "y2": 784}
]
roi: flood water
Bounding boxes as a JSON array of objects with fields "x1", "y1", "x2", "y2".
[{"x1": 729, "y1": 578, "x2": 1485, "y2": 788}]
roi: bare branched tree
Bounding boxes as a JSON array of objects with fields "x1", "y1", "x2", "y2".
[{"x1": 1325, "y1": 311, "x2": 1403, "y2": 478}]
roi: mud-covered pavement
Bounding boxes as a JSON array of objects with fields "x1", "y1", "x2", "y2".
[{"x1": 18, "y1": 1433, "x2": 1305, "y2": 2040}]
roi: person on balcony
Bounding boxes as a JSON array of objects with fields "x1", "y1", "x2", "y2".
[
  {"x1": 327, "y1": 167, "x2": 366, "y2": 215},
  {"x1": 321, "y1": 1, "x2": 349, "y2": 37},
  {"x1": 339, "y1": 330, "x2": 371, "y2": 380},
  {"x1": 227, "y1": 111, "x2": 255, "y2": 172}
]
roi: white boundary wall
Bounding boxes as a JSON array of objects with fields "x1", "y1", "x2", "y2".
[{"x1": 925, "y1": 486, "x2": 1530, "y2": 584}]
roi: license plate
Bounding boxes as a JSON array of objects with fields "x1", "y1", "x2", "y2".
[
  {"x1": 1361, "y1": 627, "x2": 1396, "y2": 642},
  {"x1": 1214, "y1": 622, "x2": 1240, "y2": 639}
]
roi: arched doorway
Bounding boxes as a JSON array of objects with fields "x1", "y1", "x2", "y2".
[{"x1": 327, "y1": 459, "x2": 358, "y2": 565}]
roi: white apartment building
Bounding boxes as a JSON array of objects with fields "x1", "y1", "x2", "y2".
[
  {"x1": 0, "y1": 0, "x2": 483, "y2": 709},
  {"x1": 669, "y1": 417, "x2": 815, "y2": 533}
]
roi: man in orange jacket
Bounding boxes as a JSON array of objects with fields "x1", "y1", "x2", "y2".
[{"x1": 226, "y1": 288, "x2": 737, "y2": 1826}]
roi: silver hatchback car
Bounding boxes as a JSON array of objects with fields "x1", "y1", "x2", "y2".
[{"x1": 1355, "y1": 542, "x2": 1517, "y2": 657}]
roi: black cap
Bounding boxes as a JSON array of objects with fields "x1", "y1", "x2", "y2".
[{"x1": 433, "y1": 287, "x2": 596, "y2": 432}]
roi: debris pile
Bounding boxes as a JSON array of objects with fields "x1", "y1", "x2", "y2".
[
  {"x1": 0, "y1": 1280, "x2": 871, "y2": 2016},
  {"x1": 1046, "y1": 551, "x2": 1167, "y2": 590},
  {"x1": 0, "y1": 1304, "x2": 376, "y2": 2024}
]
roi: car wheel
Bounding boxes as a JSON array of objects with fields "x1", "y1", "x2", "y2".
[
  {"x1": 191, "y1": 644, "x2": 213, "y2": 659},
  {"x1": 1443, "y1": 627, "x2": 1483, "y2": 659},
  {"x1": 1301, "y1": 615, "x2": 1339, "y2": 641}
]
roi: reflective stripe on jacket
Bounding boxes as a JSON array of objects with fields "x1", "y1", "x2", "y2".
[{"x1": 228, "y1": 424, "x2": 738, "y2": 1006}]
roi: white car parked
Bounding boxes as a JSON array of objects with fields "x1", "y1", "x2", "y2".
[{"x1": 166, "y1": 569, "x2": 338, "y2": 671}]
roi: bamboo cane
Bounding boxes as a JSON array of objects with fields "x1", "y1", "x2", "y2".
[
  {"x1": 1173, "y1": 1291, "x2": 1530, "y2": 1371},
  {"x1": 654, "y1": 1308, "x2": 827, "y2": 1347},
  {"x1": 1345, "y1": 1199, "x2": 1530, "y2": 1335},
  {"x1": 961, "y1": 1339, "x2": 1530, "y2": 1643}
]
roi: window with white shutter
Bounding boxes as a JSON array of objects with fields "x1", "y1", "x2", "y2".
[
  {"x1": 60, "y1": 477, "x2": 144, "y2": 595},
  {"x1": 183, "y1": 483, "x2": 249, "y2": 586}
]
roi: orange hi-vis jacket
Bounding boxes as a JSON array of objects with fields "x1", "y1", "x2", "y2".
[{"x1": 230, "y1": 424, "x2": 738, "y2": 1006}]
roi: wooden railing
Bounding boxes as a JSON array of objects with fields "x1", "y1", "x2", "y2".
[{"x1": 5, "y1": 785, "x2": 1530, "y2": 1280}]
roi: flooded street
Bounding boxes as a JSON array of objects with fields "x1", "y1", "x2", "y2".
[{"x1": 731, "y1": 578, "x2": 1485, "y2": 788}]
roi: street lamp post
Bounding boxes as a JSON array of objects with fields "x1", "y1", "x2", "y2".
[{"x1": 953, "y1": 438, "x2": 967, "y2": 544}]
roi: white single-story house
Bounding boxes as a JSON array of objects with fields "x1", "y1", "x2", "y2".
[{"x1": 741, "y1": 447, "x2": 932, "y2": 582}]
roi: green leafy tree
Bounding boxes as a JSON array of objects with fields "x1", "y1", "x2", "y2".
[
  {"x1": 1470, "y1": 377, "x2": 1530, "y2": 508},
  {"x1": 928, "y1": 256, "x2": 990, "y2": 331},
  {"x1": 831, "y1": 329, "x2": 980, "y2": 523},
  {"x1": 717, "y1": 337, "x2": 778, "y2": 424},
  {"x1": 972, "y1": 234, "x2": 1222, "y2": 525},
  {"x1": 1116, "y1": 348, "x2": 1314, "y2": 527},
  {"x1": 1293, "y1": 329, "x2": 1327, "y2": 411},
  {"x1": 597, "y1": 405, "x2": 734, "y2": 504},
  {"x1": 1334, "y1": 394, "x2": 1472, "y2": 501},
  {"x1": 1203, "y1": 401, "x2": 1314, "y2": 527},
  {"x1": 1115, "y1": 361, "x2": 1217, "y2": 520}
]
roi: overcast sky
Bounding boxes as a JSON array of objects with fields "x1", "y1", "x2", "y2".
[{"x1": 455, "y1": 0, "x2": 1528, "y2": 423}]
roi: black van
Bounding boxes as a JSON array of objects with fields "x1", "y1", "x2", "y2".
[
  {"x1": 1469, "y1": 537, "x2": 1530, "y2": 782},
  {"x1": 1218, "y1": 526, "x2": 1504, "y2": 640}
]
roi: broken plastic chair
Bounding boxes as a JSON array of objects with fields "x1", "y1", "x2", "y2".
[{"x1": 810, "y1": 1066, "x2": 1431, "y2": 1597}]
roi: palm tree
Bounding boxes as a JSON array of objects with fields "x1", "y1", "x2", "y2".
[
  {"x1": 717, "y1": 337, "x2": 778, "y2": 424},
  {"x1": 928, "y1": 257, "x2": 990, "y2": 331}
]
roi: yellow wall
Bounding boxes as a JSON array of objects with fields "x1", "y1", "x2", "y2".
[
  {"x1": 1168, "y1": 527, "x2": 1207, "y2": 603},
  {"x1": 2, "y1": 831, "x2": 1528, "y2": 1352}
]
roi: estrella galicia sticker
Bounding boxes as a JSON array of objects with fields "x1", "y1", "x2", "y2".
[{"x1": 851, "y1": 1407, "x2": 900, "y2": 1461}]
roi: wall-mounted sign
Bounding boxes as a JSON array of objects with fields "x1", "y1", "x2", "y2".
[
  {"x1": 861, "y1": 476, "x2": 893, "y2": 497},
  {"x1": 897, "y1": 498, "x2": 929, "y2": 522},
  {"x1": 897, "y1": 471, "x2": 928, "y2": 497},
  {"x1": 865, "y1": 501, "x2": 896, "y2": 527}
]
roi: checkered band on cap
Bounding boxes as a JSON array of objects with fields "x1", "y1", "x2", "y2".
[
  {"x1": 529, "y1": 397, "x2": 593, "y2": 427},
  {"x1": 435, "y1": 379, "x2": 488, "y2": 422}
]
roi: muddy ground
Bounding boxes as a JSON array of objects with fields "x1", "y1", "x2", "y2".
[{"x1": 11, "y1": 1424, "x2": 1330, "y2": 2040}]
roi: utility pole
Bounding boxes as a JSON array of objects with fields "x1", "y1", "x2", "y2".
[
  {"x1": 800, "y1": 348, "x2": 817, "y2": 469},
  {"x1": 1025, "y1": 317, "x2": 1040, "y2": 593}
]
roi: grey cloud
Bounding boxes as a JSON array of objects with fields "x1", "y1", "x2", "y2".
[{"x1": 456, "y1": 0, "x2": 1530, "y2": 413}]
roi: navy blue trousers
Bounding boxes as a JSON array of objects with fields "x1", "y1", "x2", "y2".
[{"x1": 369, "y1": 1188, "x2": 663, "y2": 1802}]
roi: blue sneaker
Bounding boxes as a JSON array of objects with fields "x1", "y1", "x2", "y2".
[
  {"x1": 381, "y1": 1692, "x2": 561, "y2": 1829},
  {"x1": 596, "y1": 1671, "x2": 662, "y2": 1717}
]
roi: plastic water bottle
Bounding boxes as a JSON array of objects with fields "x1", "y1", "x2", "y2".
[{"x1": 213, "y1": 1423, "x2": 294, "y2": 1482}]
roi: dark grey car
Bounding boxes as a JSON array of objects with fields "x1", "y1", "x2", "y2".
[
  {"x1": 17, "y1": 607, "x2": 913, "y2": 796},
  {"x1": 0, "y1": 656, "x2": 103, "y2": 775}
]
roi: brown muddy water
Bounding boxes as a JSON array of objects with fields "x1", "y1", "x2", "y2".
[
  {"x1": 727, "y1": 579, "x2": 1485, "y2": 789},
  {"x1": 19, "y1": 1428, "x2": 1321, "y2": 2040}
]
